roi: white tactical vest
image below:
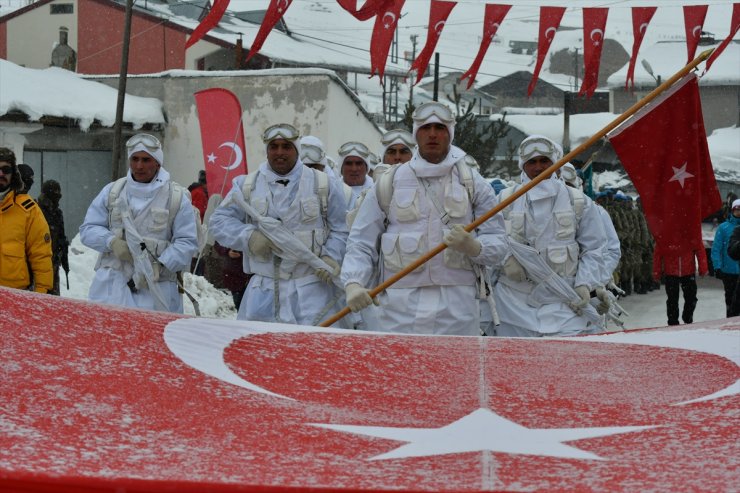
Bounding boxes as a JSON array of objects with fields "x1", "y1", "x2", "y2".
[
  {"x1": 241, "y1": 167, "x2": 329, "y2": 280},
  {"x1": 380, "y1": 161, "x2": 477, "y2": 288}
]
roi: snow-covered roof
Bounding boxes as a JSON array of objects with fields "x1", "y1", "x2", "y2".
[{"x1": 0, "y1": 59, "x2": 164, "y2": 130}]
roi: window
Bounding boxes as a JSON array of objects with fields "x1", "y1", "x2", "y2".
[{"x1": 50, "y1": 4, "x2": 73, "y2": 14}]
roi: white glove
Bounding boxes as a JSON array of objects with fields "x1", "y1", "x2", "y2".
[
  {"x1": 110, "y1": 237, "x2": 133, "y2": 263},
  {"x1": 132, "y1": 271, "x2": 148, "y2": 290},
  {"x1": 345, "y1": 283, "x2": 378, "y2": 313},
  {"x1": 595, "y1": 286, "x2": 611, "y2": 315},
  {"x1": 443, "y1": 224, "x2": 482, "y2": 257},
  {"x1": 316, "y1": 256, "x2": 340, "y2": 284},
  {"x1": 570, "y1": 285, "x2": 591, "y2": 314},
  {"x1": 503, "y1": 255, "x2": 526, "y2": 282},
  {"x1": 248, "y1": 231, "x2": 277, "y2": 260}
]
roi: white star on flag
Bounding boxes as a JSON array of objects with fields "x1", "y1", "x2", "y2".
[
  {"x1": 669, "y1": 162, "x2": 694, "y2": 188},
  {"x1": 311, "y1": 408, "x2": 656, "y2": 461},
  {"x1": 207, "y1": 152, "x2": 217, "y2": 164}
]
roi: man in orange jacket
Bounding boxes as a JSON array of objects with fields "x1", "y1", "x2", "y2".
[{"x1": 0, "y1": 147, "x2": 53, "y2": 293}]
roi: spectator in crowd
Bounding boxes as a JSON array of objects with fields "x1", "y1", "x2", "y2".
[
  {"x1": 214, "y1": 243, "x2": 252, "y2": 310},
  {"x1": 37, "y1": 180, "x2": 69, "y2": 295},
  {"x1": 0, "y1": 147, "x2": 52, "y2": 293},
  {"x1": 728, "y1": 224, "x2": 740, "y2": 316},
  {"x1": 17, "y1": 164, "x2": 34, "y2": 194},
  {"x1": 712, "y1": 199, "x2": 740, "y2": 317},
  {"x1": 653, "y1": 242, "x2": 707, "y2": 326},
  {"x1": 189, "y1": 170, "x2": 208, "y2": 221}
]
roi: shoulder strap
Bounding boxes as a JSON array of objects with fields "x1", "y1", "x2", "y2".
[
  {"x1": 566, "y1": 186, "x2": 586, "y2": 221},
  {"x1": 376, "y1": 164, "x2": 401, "y2": 216},
  {"x1": 240, "y1": 171, "x2": 259, "y2": 203},
  {"x1": 312, "y1": 168, "x2": 329, "y2": 218},
  {"x1": 498, "y1": 185, "x2": 518, "y2": 220},
  {"x1": 107, "y1": 177, "x2": 128, "y2": 211},
  {"x1": 454, "y1": 157, "x2": 475, "y2": 202}
]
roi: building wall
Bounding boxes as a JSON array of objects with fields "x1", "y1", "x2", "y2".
[{"x1": 5, "y1": 0, "x2": 79, "y2": 69}]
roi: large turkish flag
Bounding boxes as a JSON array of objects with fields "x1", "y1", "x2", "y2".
[{"x1": 1, "y1": 287, "x2": 738, "y2": 491}]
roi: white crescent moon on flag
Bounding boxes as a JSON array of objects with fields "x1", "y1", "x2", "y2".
[
  {"x1": 545, "y1": 26, "x2": 557, "y2": 40},
  {"x1": 218, "y1": 142, "x2": 243, "y2": 171},
  {"x1": 383, "y1": 11, "x2": 396, "y2": 28},
  {"x1": 276, "y1": 0, "x2": 289, "y2": 13},
  {"x1": 639, "y1": 22, "x2": 649, "y2": 35},
  {"x1": 434, "y1": 20, "x2": 446, "y2": 35},
  {"x1": 692, "y1": 25, "x2": 702, "y2": 38},
  {"x1": 590, "y1": 28, "x2": 604, "y2": 42}
]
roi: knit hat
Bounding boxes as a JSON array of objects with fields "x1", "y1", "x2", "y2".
[{"x1": 732, "y1": 199, "x2": 740, "y2": 210}]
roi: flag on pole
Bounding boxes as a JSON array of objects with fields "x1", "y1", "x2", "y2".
[
  {"x1": 460, "y1": 3, "x2": 511, "y2": 90},
  {"x1": 246, "y1": 0, "x2": 294, "y2": 61},
  {"x1": 185, "y1": 0, "x2": 231, "y2": 49},
  {"x1": 683, "y1": 5, "x2": 708, "y2": 64},
  {"x1": 579, "y1": 7, "x2": 609, "y2": 97},
  {"x1": 409, "y1": 0, "x2": 457, "y2": 85},
  {"x1": 528, "y1": 6, "x2": 565, "y2": 97},
  {"x1": 608, "y1": 73, "x2": 722, "y2": 261},
  {"x1": 625, "y1": 6, "x2": 656, "y2": 90},
  {"x1": 370, "y1": 0, "x2": 405, "y2": 79},
  {"x1": 194, "y1": 88, "x2": 248, "y2": 197}
]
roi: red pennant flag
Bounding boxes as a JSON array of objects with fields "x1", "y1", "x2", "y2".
[
  {"x1": 336, "y1": 0, "x2": 391, "y2": 21},
  {"x1": 625, "y1": 7, "x2": 656, "y2": 90},
  {"x1": 246, "y1": 0, "x2": 294, "y2": 61},
  {"x1": 460, "y1": 4, "x2": 511, "y2": 90},
  {"x1": 578, "y1": 7, "x2": 609, "y2": 98},
  {"x1": 370, "y1": 0, "x2": 405, "y2": 79},
  {"x1": 185, "y1": 0, "x2": 231, "y2": 49},
  {"x1": 704, "y1": 3, "x2": 740, "y2": 73},
  {"x1": 608, "y1": 74, "x2": 722, "y2": 268},
  {"x1": 683, "y1": 5, "x2": 708, "y2": 63},
  {"x1": 194, "y1": 88, "x2": 248, "y2": 197},
  {"x1": 527, "y1": 6, "x2": 565, "y2": 97},
  {"x1": 409, "y1": 0, "x2": 457, "y2": 85}
]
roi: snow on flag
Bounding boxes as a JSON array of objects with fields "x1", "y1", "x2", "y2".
[
  {"x1": 246, "y1": 0, "x2": 294, "y2": 61},
  {"x1": 608, "y1": 73, "x2": 722, "y2": 260},
  {"x1": 578, "y1": 7, "x2": 608, "y2": 98},
  {"x1": 185, "y1": 0, "x2": 231, "y2": 49},
  {"x1": 194, "y1": 88, "x2": 248, "y2": 197},
  {"x1": 409, "y1": 0, "x2": 457, "y2": 85},
  {"x1": 527, "y1": 6, "x2": 565, "y2": 97},
  {"x1": 460, "y1": 3, "x2": 511, "y2": 90},
  {"x1": 625, "y1": 6, "x2": 656, "y2": 91}
]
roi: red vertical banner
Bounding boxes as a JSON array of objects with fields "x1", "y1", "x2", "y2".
[
  {"x1": 683, "y1": 5, "x2": 709, "y2": 63},
  {"x1": 185, "y1": 0, "x2": 231, "y2": 49},
  {"x1": 409, "y1": 0, "x2": 457, "y2": 85},
  {"x1": 460, "y1": 3, "x2": 511, "y2": 90},
  {"x1": 578, "y1": 7, "x2": 609, "y2": 98},
  {"x1": 336, "y1": 0, "x2": 390, "y2": 20},
  {"x1": 370, "y1": 0, "x2": 405, "y2": 78},
  {"x1": 625, "y1": 7, "x2": 656, "y2": 90},
  {"x1": 704, "y1": 3, "x2": 740, "y2": 73},
  {"x1": 246, "y1": 0, "x2": 294, "y2": 61},
  {"x1": 194, "y1": 88, "x2": 248, "y2": 197},
  {"x1": 527, "y1": 6, "x2": 566, "y2": 97}
]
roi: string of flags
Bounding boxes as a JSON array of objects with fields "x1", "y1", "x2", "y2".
[{"x1": 185, "y1": 1, "x2": 740, "y2": 97}]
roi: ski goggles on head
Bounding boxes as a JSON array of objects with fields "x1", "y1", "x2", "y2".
[
  {"x1": 381, "y1": 129, "x2": 415, "y2": 148},
  {"x1": 338, "y1": 141, "x2": 371, "y2": 160},
  {"x1": 125, "y1": 133, "x2": 161, "y2": 151},
  {"x1": 262, "y1": 123, "x2": 300, "y2": 143},
  {"x1": 412, "y1": 102, "x2": 455, "y2": 126},
  {"x1": 518, "y1": 136, "x2": 559, "y2": 163},
  {"x1": 300, "y1": 143, "x2": 325, "y2": 164}
]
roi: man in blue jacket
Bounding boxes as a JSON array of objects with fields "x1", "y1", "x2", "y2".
[{"x1": 711, "y1": 198, "x2": 740, "y2": 317}]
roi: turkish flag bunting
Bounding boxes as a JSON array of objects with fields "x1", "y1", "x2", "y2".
[
  {"x1": 578, "y1": 7, "x2": 609, "y2": 97},
  {"x1": 704, "y1": 3, "x2": 740, "y2": 73},
  {"x1": 185, "y1": 0, "x2": 231, "y2": 49},
  {"x1": 370, "y1": 0, "x2": 405, "y2": 78},
  {"x1": 460, "y1": 4, "x2": 511, "y2": 90},
  {"x1": 625, "y1": 7, "x2": 656, "y2": 90},
  {"x1": 608, "y1": 74, "x2": 722, "y2": 263},
  {"x1": 527, "y1": 6, "x2": 565, "y2": 97},
  {"x1": 194, "y1": 88, "x2": 248, "y2": 197},
  {"x1": 683, "y1": 5, "x2": 708, "y2": 63},
  {"x1": 409, "y1": 0, "x2": 457, "y2": 85},
  {"x1": 336, "y1": 0, "x2": 391, "y2": 21},
  {"x1": 246, "y1": 0, "x2": 294, "y2": 61}
]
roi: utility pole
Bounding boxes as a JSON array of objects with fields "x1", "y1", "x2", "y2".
[
  {"x1": 433, "y1": 52, "x2": 439, "y2": 101},
  {"x1": 409, "y1": 34, "x2": 418, "y2": 106},
  {"x1": 111, "y1": 0, "x2": 134, "y2": 181}
]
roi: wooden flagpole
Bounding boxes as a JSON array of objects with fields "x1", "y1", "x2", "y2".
[{"x1": 320, "y1": 48, "x2": 715, "y2": 328}]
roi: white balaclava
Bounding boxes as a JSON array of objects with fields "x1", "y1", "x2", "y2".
[
  {"x1": 379, "y1": 130, "x2": 416, "y2": 160},
  {"x1": 412, "y1": 114, "x2": 455, "y2": 144},
  {"x1": 517, "y1": 134, "x2": 562, "y2": 170},
  {"x1": 299, "y1": 135, "x2": 329, "y2": 169},
  {"x1": 127, "y1": 142, "x2": 164, "y2": 167}
]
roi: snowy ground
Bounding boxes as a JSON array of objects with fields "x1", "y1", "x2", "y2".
[{"x1": 61, "y1": 234, "x2": 727, "y2": 331}]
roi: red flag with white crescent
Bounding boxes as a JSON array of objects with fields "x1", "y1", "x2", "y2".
[
  {"x1": 704, "y1": 3, "x2": 740, "y2": 73},
  {"x1": 578, "y1": 7, "x2": 609, "y2": 98},
  {"x1": 683, "y1": 5, "x2": 708, "y2": 63},
  {"x1": 625, "y1": 7, "x2": 656, "y2": 90},
  {"x1": 336, "y1": 0, "x2": 390, "y2": 21},
  {"x1": 370, "y1": 0, "x2": 405, "y2": 79},
  {"x1": 409, "y1": 0, "x2": 457, "y2": 85},
  {"x1": 246, "y1": 0, "x2": 294, "y2": 61},
  {"x1": 185, "y1": 0, "x2": 231, "y2": 49},
  {"x1": 527, "y1": 6, "x2": 565, "y2": 97},
  {"x1": 194, "y1": 88, "x2": 248, "y2": 197},
  {"x1": 460, "y1": 4, "x2": 511, "y2": 90}
]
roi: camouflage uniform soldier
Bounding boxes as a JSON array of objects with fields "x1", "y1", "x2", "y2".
[{"x1": 37, "y1": 180, "x2": 69, "y2": 295}]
